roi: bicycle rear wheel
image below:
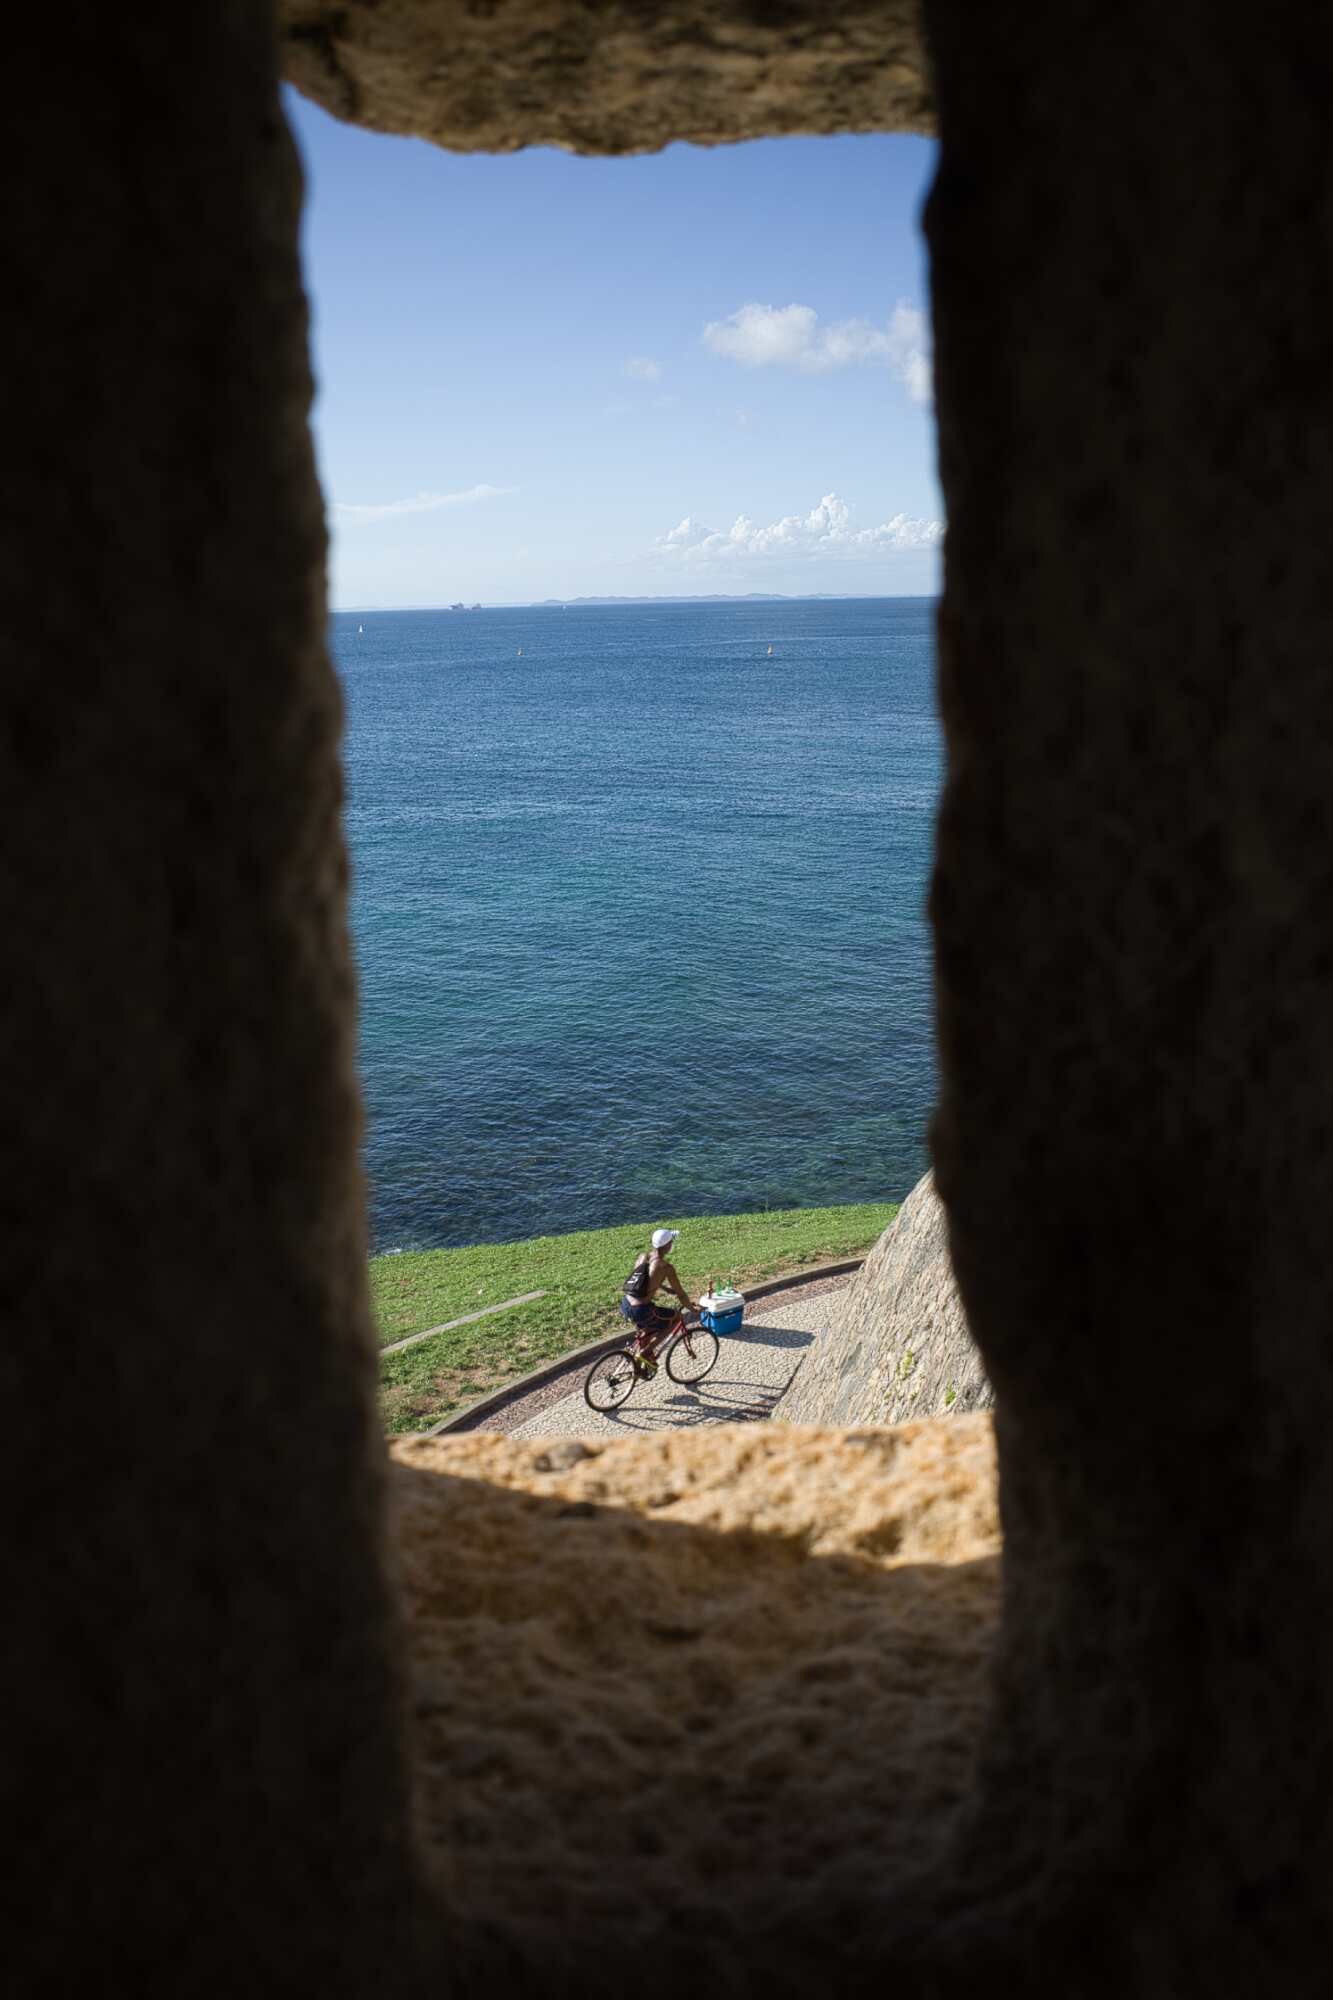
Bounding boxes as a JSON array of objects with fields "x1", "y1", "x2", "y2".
[
  {"x1": 584, "y1": 1347, "x2": 638, "y2": 1412},
  {"x1": 666, "y1": 1325, "x2": 720, "y2": 1385}
]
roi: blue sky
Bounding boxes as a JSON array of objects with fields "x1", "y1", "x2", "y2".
[{"x1": 285, "y1": 91, "x2": 941, "y2": 608}]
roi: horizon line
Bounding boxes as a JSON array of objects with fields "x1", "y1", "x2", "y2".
[{"x1": 331, "y1": 590, "x2": 940, "y2": 613}]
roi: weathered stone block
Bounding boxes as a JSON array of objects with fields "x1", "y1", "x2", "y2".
[
  {"x1": 279, "y1": 0, "x2": 933, "y2": 154},
  {"x1": 391, "y1": 1418, "x2": 1000, "y2": 1981},
  {"x1": 777, "y1": 1171, "x2": 990, "y2": 1427}
]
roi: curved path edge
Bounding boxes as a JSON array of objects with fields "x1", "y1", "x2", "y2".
[{"x1": 416, "y1": 1258, "x2": 865, "y2": 1438}]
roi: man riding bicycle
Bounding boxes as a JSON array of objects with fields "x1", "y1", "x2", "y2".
[{"x1": 621, "y1": 1227, "x2": 700, "y2": 1376}]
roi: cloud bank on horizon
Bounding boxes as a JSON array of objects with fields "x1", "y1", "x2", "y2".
[
  {"x1": 703, "y1": 301, "x2": 931, "y2": 406},
  {"x1": 657, "y1": 492, "x2": 942, "y2": 568}
]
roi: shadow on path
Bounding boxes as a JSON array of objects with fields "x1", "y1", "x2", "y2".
[{"x1": 596, "y1": 1320, "x2": 817, "y2": 1429}]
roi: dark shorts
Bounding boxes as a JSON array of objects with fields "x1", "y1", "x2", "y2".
[{"x1": 621, "y1": 1297, "x2": 675, "y2": 1338}]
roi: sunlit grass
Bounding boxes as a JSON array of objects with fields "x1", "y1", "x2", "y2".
[{"x1": 374, "y1": 1201, "x2": 895, "y2": 1433}]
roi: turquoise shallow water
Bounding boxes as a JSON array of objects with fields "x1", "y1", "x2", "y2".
[{"x1": 333, "y1": 598, "x2": 942, "y2": 1252}]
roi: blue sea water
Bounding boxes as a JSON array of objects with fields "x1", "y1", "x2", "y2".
[{"x1": 332, "y1": 599, "x2": 942, "y2": 1253}]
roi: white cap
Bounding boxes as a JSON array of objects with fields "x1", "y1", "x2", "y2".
[{"x1": 651, "y1": 1227, "x2": 679, "y2": 1249}]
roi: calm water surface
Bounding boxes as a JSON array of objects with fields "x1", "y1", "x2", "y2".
[{"x1": 334, "y1": 599, "x2": 942, "y2": 1251}]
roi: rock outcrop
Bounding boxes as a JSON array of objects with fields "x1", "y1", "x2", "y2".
[
  {"x1": 279, "y1": 0, "x2": 934, "y2": 155},
  {"x1": 777, "y1": 1172, "x2": 990, "y2": 1428},
  {"x1": 390, "y1": 1418, "x2": 1000, "y2": 1981}
]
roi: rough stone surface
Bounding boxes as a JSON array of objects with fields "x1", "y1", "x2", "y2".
[
  {"x1": 11, "y1": 2, "x2": 1333, "y2": 1995},
  {"x1": 279, "y1": 0, "x2": 933, "y2": 155},
  {"x1": 390, "y1": 1419, "x2": 1000, "y2": 1983},
  {"x1": 777, "y1": 1173, "x2": 989, "y2": 1427},
  {"x1": 2, "y1": 9, "x2": 419, "y2": 1993},
  {"x1": 921, "y1": 0, "x2": 1333, "y2": 1988}
]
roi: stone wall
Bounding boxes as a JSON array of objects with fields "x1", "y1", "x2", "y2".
[
  {"x1": 392, "y1": 1419, "x2": 1000, "y2": 1985},
  {"x1": 2, "y1": 8, "x2": 420, "y2": 1992},
  {"x1": 279, "y1": 0, "x2": 933, "y2": 154},
  {"x1": 8, "y1": 1, "x2": 1333, "y2": 1995},
  {"x1": 921, "y1": 0, "x2": 1333, "y2": 1984},
  {"x1": 777, "y1": 1172, "x2": 990, "y2": 1427}
]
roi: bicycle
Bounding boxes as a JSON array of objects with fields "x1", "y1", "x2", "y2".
[{"x1": 583, "y1": 1307, "x2": 721, "y2": 1413}]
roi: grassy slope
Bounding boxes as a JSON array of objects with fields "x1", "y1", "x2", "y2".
[{"x1": 375, "y1": 1201, "x2": 897, "y2": 1433}]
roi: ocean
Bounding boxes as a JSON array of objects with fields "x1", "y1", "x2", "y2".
[{"x1": 333, "y1": 598, "x2": 942, "y2": 1253}]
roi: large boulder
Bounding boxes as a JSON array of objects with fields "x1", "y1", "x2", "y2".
[{"x1": 776, "y1": 1172, "x2": 990, "y2": 1428}]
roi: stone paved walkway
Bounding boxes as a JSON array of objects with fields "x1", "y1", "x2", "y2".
[{"x1": 509, "y1": 1283, "x2": 845, "y2": 1439}]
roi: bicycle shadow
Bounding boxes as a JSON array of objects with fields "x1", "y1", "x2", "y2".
[
  {"x1": 608, "y1": 1320, "x2": 817, "y2": 1430},
  {"x1": 724, "y1": 1321, "x2": 819, "y2": 1348}
]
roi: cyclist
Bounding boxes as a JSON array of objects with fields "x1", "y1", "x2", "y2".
[{"x1": 621, "y1": 1226, "x2": 701, "y2": 1376}]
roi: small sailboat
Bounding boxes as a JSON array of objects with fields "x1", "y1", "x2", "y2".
[
  {"x1": 517, "y1": 647, "x2": 523, "y2": 657},
  {"x1": 767, "y1": 644, "x2": 774, "y2": 656},
  {"x1": 358, "y1": 624, "x2": 364, "y2": 636}
]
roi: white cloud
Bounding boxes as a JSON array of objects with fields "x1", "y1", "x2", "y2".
[
  {"x1": 702, "y1": 300, "x2": 932, "y2": 405},
  {"x1": 884, "y1": 305, "x2": 932, "y2": 405},
  {"x1": 624, "y1": 356, "x2": 662, "y2": 381},
  {"x1": 656, "y1": 492, "x2": 943, "y2": 566},
  {"x1": 333, "y1": 483, "x2": 515, "y2": 523}
]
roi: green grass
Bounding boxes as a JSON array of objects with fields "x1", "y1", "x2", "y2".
[{"x1": 375, "y1": 1201, "x2": 897, "y2": 1434}]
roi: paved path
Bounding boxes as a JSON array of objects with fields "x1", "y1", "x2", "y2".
[{"x1": 509, "y1": 1284, "x2": 843, "y2": 1439}]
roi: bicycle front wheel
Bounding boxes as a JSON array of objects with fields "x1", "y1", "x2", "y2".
[
  {"x1": 584, "y1": 1347, "x2": 638, "y2": 1412},
  {"x1": 666, "y1": 1325, "x2": 720, "y2": 1385}
]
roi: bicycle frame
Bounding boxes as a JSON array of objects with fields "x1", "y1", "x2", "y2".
[
  {"x1": 626, "y1": 1308, "x2": 690, "y2": 1358},
  {"x1": 585, "y1": 1305, "x2": 721, "y2": 1413}
]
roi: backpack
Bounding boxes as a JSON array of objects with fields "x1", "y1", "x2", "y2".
[{"x1": 623, "y1": 1257, "x2": 650, "y2": 1301}]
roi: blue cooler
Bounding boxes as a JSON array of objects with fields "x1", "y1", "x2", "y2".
[{"x1": 700, "y1": 1291, "x2": 744, "y2": 1336}]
